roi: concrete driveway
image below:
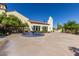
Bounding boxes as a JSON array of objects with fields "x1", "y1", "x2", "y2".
[{"x1": 1, "y1": 32, "x2": 79, "y2": 56}]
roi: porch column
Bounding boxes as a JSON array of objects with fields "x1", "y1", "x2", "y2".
[{"x1": 40, "y1": 26, "x2": 42, "y2": 31}]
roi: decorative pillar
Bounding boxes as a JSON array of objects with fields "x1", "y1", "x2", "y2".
[{"x1": 40, "y1": 26, "x2": 42, "y2": 31}]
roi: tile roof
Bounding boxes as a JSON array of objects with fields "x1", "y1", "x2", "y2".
[{"x1": 29, "y1": 20, "x2": 49, "y2": 25}]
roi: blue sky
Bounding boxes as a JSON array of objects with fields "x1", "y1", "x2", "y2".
[{"x1": 7, "y1": 3, "x2": 79, "y2": 27}]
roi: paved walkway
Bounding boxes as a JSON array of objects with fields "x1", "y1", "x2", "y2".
[{"x1": 1, "y1": 32, "x2": 79, "y2": 56}]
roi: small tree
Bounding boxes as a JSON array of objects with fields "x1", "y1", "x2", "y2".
[
  {"x1": 57, "y1": 22, "x2": 62, "y2": 29},
  {"x1": 0, "y1": 13, "x2": 29, "y2": 34},
  {"x1": 63, "y1": 20, "x2": 79, "y2": 34},
  {"x1": 57, "y1": 22, "x2": 63, "y2": 32}
]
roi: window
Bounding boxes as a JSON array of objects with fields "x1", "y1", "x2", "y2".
[
  {"x1": 32, "y1": 26, "x2": 40, "y2": 31},
  {"x1": 32, "y1": 26, "x2": 36, "y2": 31},
  {"x1": 42, "y1": 26, "x2": 48, "y2": 32}
]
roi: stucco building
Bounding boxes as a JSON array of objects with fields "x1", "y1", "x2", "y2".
[{"x1": 0, "y1": 3, "x2": 53, "y2": 32}]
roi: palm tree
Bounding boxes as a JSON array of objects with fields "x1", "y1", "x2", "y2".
[
  {"x1": 57, "y1": 22, "x2": 63, "y2": 32},
  {"x1": 63, "y1": 20, "x2": 79, "y2": 34},
  {"x1": 57, "y1": 22, "x2": 62, "y2": 29}
]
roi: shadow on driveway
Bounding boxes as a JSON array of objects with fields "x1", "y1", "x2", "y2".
[{"x1": 69, "y1": 47, "x2": 79, "y2": 56}]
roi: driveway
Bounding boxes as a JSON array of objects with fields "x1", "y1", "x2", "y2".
[{"x1": 1, "y1": 32, "x2": 79, "y2": 56}]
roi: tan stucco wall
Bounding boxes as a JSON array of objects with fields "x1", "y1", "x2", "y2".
[
  {"x1": 7, "y1": 11, "x2": 32, "y2": 31},
  {"x1": 7, "y1": 11, "x2": 29, "y2": 23}
]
